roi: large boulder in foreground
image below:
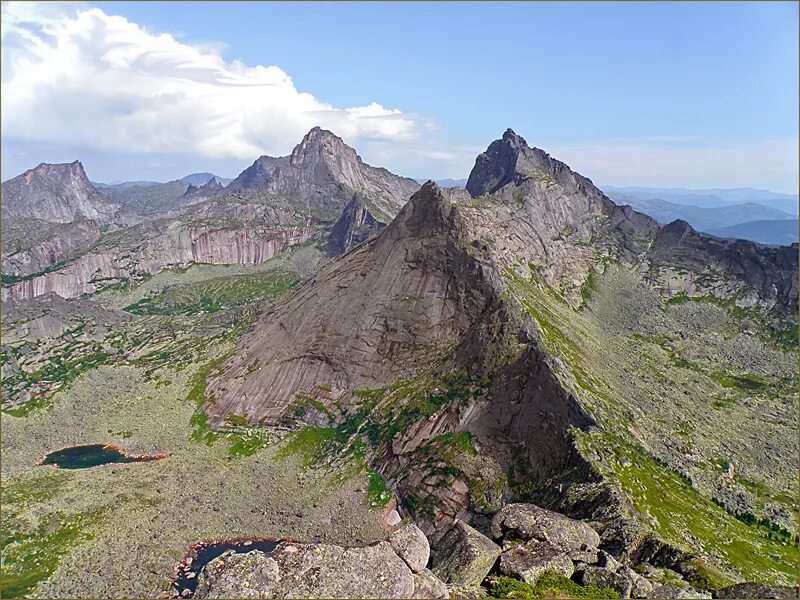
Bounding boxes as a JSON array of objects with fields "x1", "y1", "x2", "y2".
[
  {"x1": 573, "y1": 565, "x2": 633, "y2": 598},
  {"x1": 431, "y1": 521, "x2": 502, "y2": 588},
  {"x1": 499, "y1": 540, "x2": 574, "y2": 584},
  {"x1": 195, "y1": 541, "x2": 418, "y2": 599},
  {"x1": 490, "y1": 503, "x2": 600, "y2": 552},
  {"x1": 413, "y1": 569, "x2": 451, "y2": 599},
  {"x1": 390, "y1": 522, "x2": 430, "y2": 573}
]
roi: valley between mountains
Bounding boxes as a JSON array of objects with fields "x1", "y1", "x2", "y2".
[{"x1": 1, "y1": 128, "x2": 797, "y2": 599}]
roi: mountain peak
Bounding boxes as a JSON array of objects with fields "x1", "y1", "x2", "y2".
[
  {"x1": 2, "y1": 161, "x2": 115, "y2": 224},
  {"x1": 227, "y1": 128, "x2": 419, "y2": 221},
  {"x1": 501, "y1": 128, "x2": 526, "y2": 146},
  {"x1": 466, "y1": 129, "x2": 580, "y2": 198},
  {"x1": 24, "y1": 160, "x2": 88, "y2": 185},
  {"x1": 290, "y1": 126, "x2": 351, "y2": 167},
  {"x1": 466, "y1": 129, "x2": 535, "y2": 196}
]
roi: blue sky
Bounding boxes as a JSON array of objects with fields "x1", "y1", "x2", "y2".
[{"x1": 2, "y1": 1, "x2": 798, "y2": 191}]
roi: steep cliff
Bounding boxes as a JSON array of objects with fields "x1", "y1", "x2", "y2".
[
  {"x1": 1, "y1": 129, "x2": 419, "y2": 301},
  {"x1": 228, "y1": 127, "x2": 420, "y2": 221},
  {"x1": 200, "y1": 131, "x2": 798, "y2": 583},
  {"x1": 326, "y1": 194, "x2": 386, "y2": 254},
  {"x1": 1, "y1": 161, "x2": 117, "y2": 224}
]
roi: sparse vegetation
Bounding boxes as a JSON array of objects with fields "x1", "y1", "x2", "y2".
[{"x1": 487, "y1": 572, "x2": 620, "y2": 599}]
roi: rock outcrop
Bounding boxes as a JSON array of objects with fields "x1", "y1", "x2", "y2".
[
  {"x1": 390, "y1": 523, "x2": 431, "y2": 573},
  {"x1": 1, "y1": 161, "x2": 117, "y2": 223},
  {"x1": 228, "y1": 127, "x2": 420, "y2": 221},
  {"x1": 430, "y1": 521, "x2": 501, "y2": 588},
  {"x1": 327, "y1": 194, "x2": 386, "y2": 255},
  {"x1": 490, "y1": 503, "x2": 600, "y2": 552},
  {"x1": 499, "y1": 540, "x2": 574, "y2": 584},
  {"x1": 1, "y1": 219, "x2": 102, "y2": 278},
  {"x1": 3, "y1": 217, "x2": 321, "y2": 301},
  {"x1": 1, "y1": 128, "x2": 419, "y2": 301},
  {"x1": 193, "y1": 539, "x2": 448, "y2": 599}
]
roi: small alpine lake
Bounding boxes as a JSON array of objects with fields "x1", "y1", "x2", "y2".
[
  {"x1": 173, "y1": 538, "x2": 283, "y2": 597},
  {"x1": 38, "y1": 443, "x2": 167, "y2": 469}
]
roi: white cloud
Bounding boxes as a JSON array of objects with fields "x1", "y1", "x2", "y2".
[{"x1": 0, "y1": 3, "x2": 422, "y2": 160}]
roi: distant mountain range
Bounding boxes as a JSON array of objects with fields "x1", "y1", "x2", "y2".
[
  {"x1": 602, "y1": 187, "x2": 798, "y2": 246},
  {"x1": 603, "y1": 185, "x2": 799, "y2": 215},
  {"x1": 706, "y1": 219, "x2": 799, "y2": 246},
  {"x1": 93, "y1": 172, "x2": 233, "y2": 189}
]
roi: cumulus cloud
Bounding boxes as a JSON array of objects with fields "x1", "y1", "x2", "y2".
[{"x1": 1, "y1": 3, "x2": 422, "y2": 160}]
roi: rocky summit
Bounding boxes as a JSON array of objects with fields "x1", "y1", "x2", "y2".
[
  {"x1": 1, "y1": 128, "x2": 797, "y2": 600},
  {"x1": 1, "y1": 161, "x2": 118, "y2": 224}
]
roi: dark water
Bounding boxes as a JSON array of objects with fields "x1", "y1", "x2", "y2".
[
  {"x1": 173, "y1": 539, "x2": 281, "y2": 597},
  {"x1": 39, "y1": 444, "x2": 163, "y2": 469}
]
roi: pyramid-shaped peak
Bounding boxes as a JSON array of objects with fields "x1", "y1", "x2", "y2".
[
  {"x1": 466, "y1": 129, "x2": 567, "y2": 197},
  {"x1": 290, "y1": 127, "x2": 353, "y2": 166}
]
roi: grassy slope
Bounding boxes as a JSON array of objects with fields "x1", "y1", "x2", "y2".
[
  {"x1": 503, "y1": 263, "x2": 798, "y2": 584},
  {"x1": 0, "y1": 248, "x2": 391, "y2": 598}
]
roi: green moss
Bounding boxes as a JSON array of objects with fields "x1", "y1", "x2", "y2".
[
  {"x1": 665, "y1": 292, "x2": 798, "y2": 350},
  {"x1": 487, "y1": 572, "x2": 620, "y2": 599},
  {"x1": 708, "y1": 372, "x2": 767, "y2": 390},
  {"x1": 594, "y1": 434, "x2": 799, "y2": 582},
  {"x1": 684, "y1": 558, "x2": 737, "y2": 590},
  {"x1": 0, "y1": 510, "x2": 105, "y2": 598},
  {"x1": 226, "y1": 428, "x2": 272, "y2": 457},
  {"x1": 187, "y1": 352, "x2": 232, "y2": 446},
  {"x1": 275, "y1": 426, "x2": 337, "y2": 466},
  {"x1": 123, "y1": 269, "x2": 300, "y2": 315},
  {"x1": 366, "y1": 468, "x2": 393, "y2": 507}
]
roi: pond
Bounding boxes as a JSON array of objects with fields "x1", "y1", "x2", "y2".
[
  {"x1": 38, "y1": 443, "x2": 167, "y2": 469},
  {"x1": 173, "y1": 538, "x2": 282, "y2": 597}
]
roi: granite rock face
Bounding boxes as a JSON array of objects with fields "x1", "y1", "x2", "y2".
[
  {"x1": 390, "y1": 523, "x2": 431, "y2": 573},
  {"x1": 498, "y1": 540, "x2": 574, "y2": 584},
  {"x1": 327, "y1": 194, "x2": 386, "y2": 255},
  {"x1": 1, "y1": 220, "x2": 102, "y2": 278},
  {"x1": 489, "y1": 503, "x2": 600, "y2": 552},
  {"x1": 573, "y1": 565, "x2": 633, "y2": 598},
  {"x1": 203, "y1": 182, "x2": 501, "y2": 425},
  {"x1": 1, "y1": 161, "x2": 117, "y2": 224},
  {"x1": 228, "y1": 127, "x2": 419, "y2": 221},
  {"x1": 430, "y1": 521, "x2": 501, "y2": 588},
  {"x1": 0, "y1": 128, "x2": 418, "y2": 301},
  {"x1": 3, "y1": 214, "x2": 322, "y2": 301},
  {"x1": 193, "y1": 539, "x2": 448, "y2": 599}
]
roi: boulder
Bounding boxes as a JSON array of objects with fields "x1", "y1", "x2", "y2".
[
  {"x1": 195, "y1": 542, "x2": 415, "y2": 599},
  {"x1": 448, "y1": 586, "x2": 488, "y2": 600},
  {"x1": 413, "y1": 569, "x2": 450, "y2": 599},
  {"x1": 568, "y1": 548, "x2": 600, "y2": 564},
  {"x1": 391, "y1": 523, "x2": 430, "y2": 573},
  {"x1": 499, "y1": 540, "x2": 574, "y2": 584},
  {"x1": 713, "y1": 583, "x2": 800, "y2": 599},
  {"x1": 431, "y1": 521, "x2": 501, "y2": 588},
  {"x1": 574, "y1": 565, "x2": 633, "y2": 598},
  {"x1": 387, "y1": 509, "x2": 403, "y2": 527},
  {"x1": 618, "y1": 566, "x2": 654, "y2": 598},
  {"x1": 597, "y1": 550, "x2": 623, "y2": 571},
  {"x1": 649, "y1": 584, "x2": 711, "y2": 599},
  {"x1": 490, "y1": 503, "x2": 600, "y2": 552}
]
